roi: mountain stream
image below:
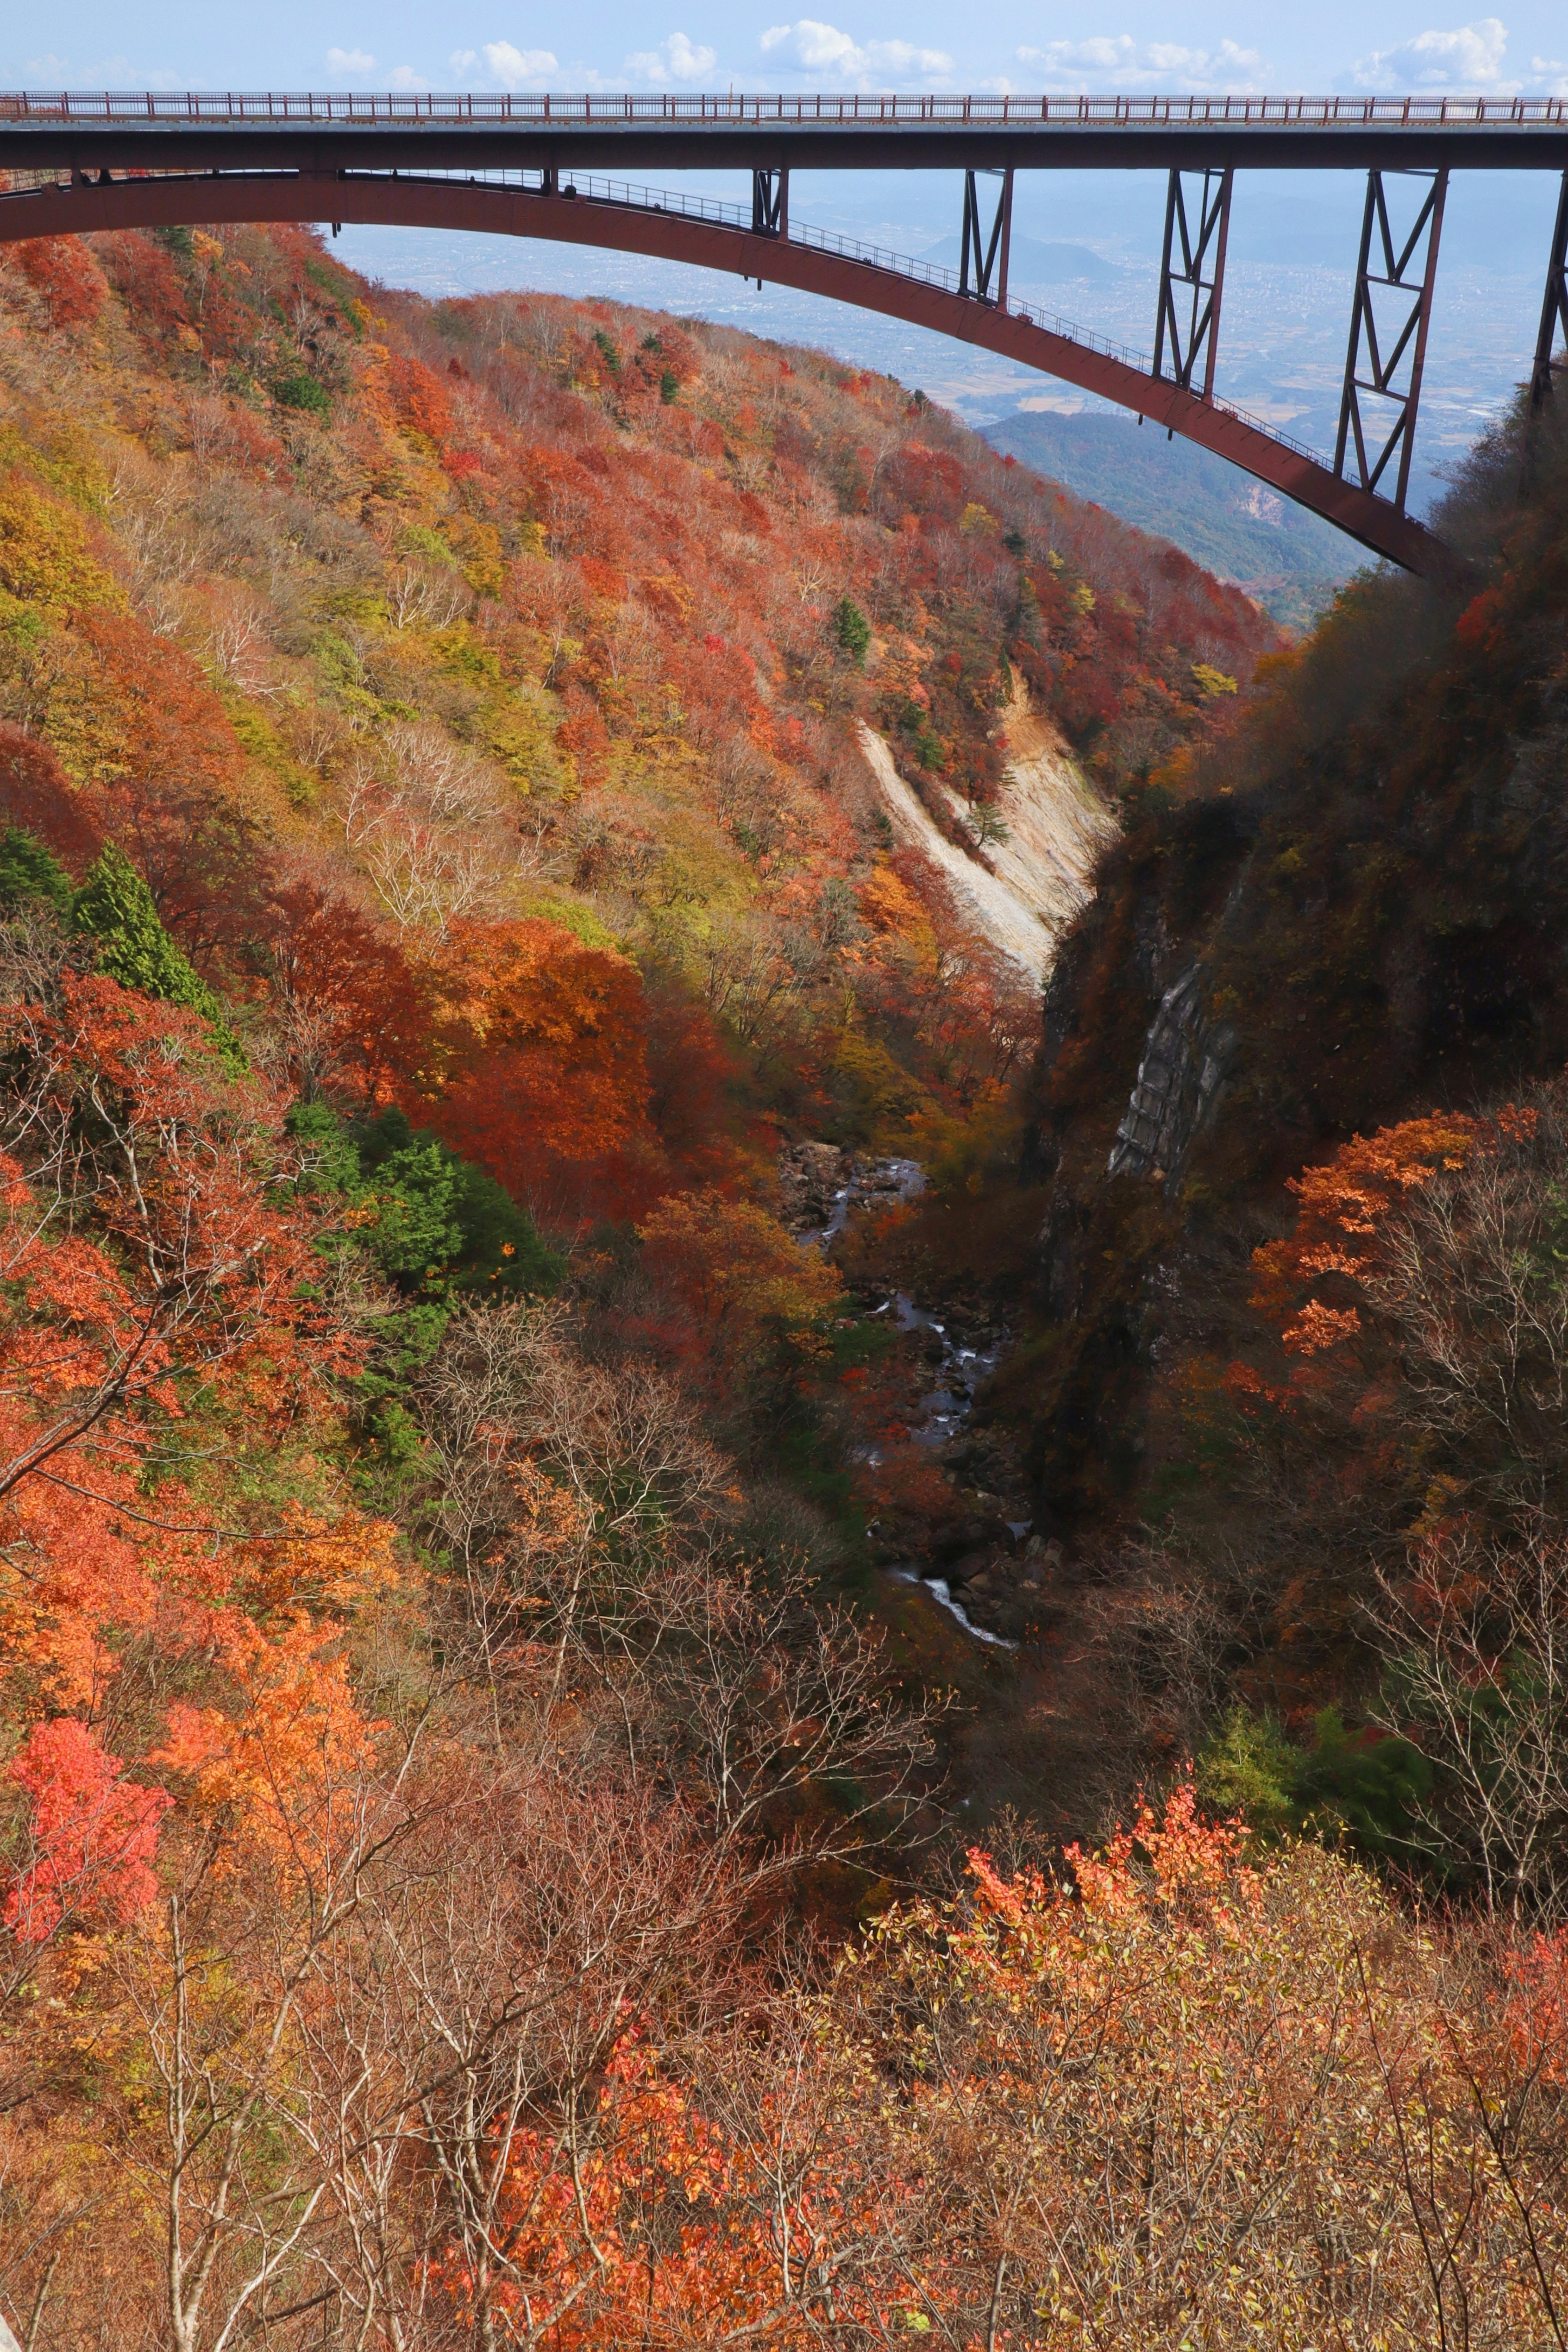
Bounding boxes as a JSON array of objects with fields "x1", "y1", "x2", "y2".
[{"x1": 793, "y1": 1151, "x2": 1025, "y2": 1649}]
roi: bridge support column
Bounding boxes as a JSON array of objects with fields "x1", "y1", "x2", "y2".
[
  {"x1": 1152, "y1": 166, "x2": 1232, "y2": 402},
  {"x1": 1334, "y1": 166, "x2": 1448, "y2": 514},
  {"x1": 751, "y1": 167, "x2": 788, "y2": 237},
  {"x1": 1530, "y1": 169, "x2": 1568, "y2": 410},
  {"x1": 959, "y1": 167, "x2": 1013, "y2": 309}
]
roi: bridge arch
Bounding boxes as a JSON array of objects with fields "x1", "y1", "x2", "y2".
[{"x1": 0, "y1": 165, "x2": 1452, "y2": 575}]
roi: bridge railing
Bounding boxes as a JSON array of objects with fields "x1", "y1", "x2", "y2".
[{"x1": 1, "y1": 89, "x2": 1567, "y2": 128}]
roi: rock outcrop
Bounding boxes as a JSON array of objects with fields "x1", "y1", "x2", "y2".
[{"x1": 1106, "y1": 964, "x2": 1237, "y2": 1187}]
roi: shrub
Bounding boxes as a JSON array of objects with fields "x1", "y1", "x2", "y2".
[{"x1": 272, "y1": 373, "x2": 331, "y2": 416}]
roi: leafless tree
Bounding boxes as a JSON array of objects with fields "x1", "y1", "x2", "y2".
[
  {"x1": 121, "y1": 1732, "x2": 426, "y2": 2352},
  {"x1": 1372, "y1": 1526, "x2": 1568, "y2": 1922},
  {"x1": 1369, "y1": 1091, "x2": 1568, "y2": 1520}
]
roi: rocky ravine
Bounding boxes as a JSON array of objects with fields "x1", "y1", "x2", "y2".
[{"x1": 779, "y1": 1141, "x2": 1056, "y2": 1647}]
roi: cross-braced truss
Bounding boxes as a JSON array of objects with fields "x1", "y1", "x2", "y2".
[
  {"x1": 1335, "y1": 167, "x2": 1448, "y2": 512},
  {"x1": 1153, "y1": 167, "x2": 1233, "y2": 401},
  {"x1": 751, "y1": 167, "x2": 787, "y2": 237},
  {"x1": 959, "y1": 167, "x2": 1014, "y2": 306}
]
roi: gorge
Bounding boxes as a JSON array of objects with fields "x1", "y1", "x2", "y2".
[{"x1": 2, "y1": 202, "x2": 1568, "y2": 2345}]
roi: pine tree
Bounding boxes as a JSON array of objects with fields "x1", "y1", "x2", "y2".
[{"x1": 0, "y1": 825, "x2": 73, "y2": 915}]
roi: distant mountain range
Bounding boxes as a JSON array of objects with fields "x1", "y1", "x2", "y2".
[{"x1": 983, "y1": 407, "x2": 1358, "y2": 630}]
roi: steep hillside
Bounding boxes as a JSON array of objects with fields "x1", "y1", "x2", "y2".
[
  {"x1": 0, "y1": 220, "x2": 1273, "y2": 1209},
  {"x1": 5, "y1": 221, "x2": 1568, "y2": 2352},
  {"x1": 987, "y1": 405, "x2": 1352, "y2": 630}
]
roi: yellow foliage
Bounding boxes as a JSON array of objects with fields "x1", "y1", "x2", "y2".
[
  {"x1": 0, "y1": 476, "x2": 123, "y2": 615},
  {"x1": 856, "y1": 864, "x2": 933, "y2": 942},
  {"x1": 831, "y1": 1027, "x2": 927, "y2": 1138},
  {"x1": 445, "y1": 510, "x2": 507, "y2": 597}
]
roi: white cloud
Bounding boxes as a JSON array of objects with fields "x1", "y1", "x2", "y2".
[
  {"x1": 1532, "y1": 55, "x2": 1568, "y2": 94},
  {"x1": 479, "y1": 40, "x2": 559, "y2": 89},
  {"x1": 624, "y1": 31, "x2": 717, "y2": 85},
  {"x1": 93, "y1": 53, "x2": 185, "y2": 90},
  {"x1": 25, "y1": 53, "x2": 70, "y2": 78},
  {"x1": 387, "y1": 65, "x2": 430, "y2": 89},
  {"x1": 1014, "y1": 35, "x2": 1268, "y2": 95},
  {"x1": 759, "y1": 20, "x2": 953, "y2": 87},
  {"x1": 326, "y1": 47, "x2": 376, "y2": 76},
  {"x1": 1348, "y1": 16, "x2": 1512, "y2": 89}
]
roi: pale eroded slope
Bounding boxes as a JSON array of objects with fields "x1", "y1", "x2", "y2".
[{"x1": 857, "y1": 693, "x2": 1116, "y2": 982}]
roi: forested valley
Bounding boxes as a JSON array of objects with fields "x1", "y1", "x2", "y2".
[{"x1": 2, "y1": 214, "x2": 1568, "y2": 2347}]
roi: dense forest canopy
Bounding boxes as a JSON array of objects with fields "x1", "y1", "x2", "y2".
[{"x1": 0, "y1": 210, "x2": 1567, "y2": 2346}]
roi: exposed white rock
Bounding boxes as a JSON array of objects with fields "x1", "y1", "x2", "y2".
[{"x1": 856, "y1": 689, "x2": 1116, "y2": 982}]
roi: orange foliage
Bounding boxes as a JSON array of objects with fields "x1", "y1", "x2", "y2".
[
  {"x1": 155, "y1": 1609, "x2": 380, "y2": 1870},
  {"x1": 428, "y1": 918, "x2": 657, "y2": 1224},
  {"x1": 0, "y1": 978, "x2": 380, "y2": 1716},
  {"x1": 385, "y1": 352, "x2": 454, "y2": 448},
  {"x1": 4, "y1": 1716, "x2": 169, "y2": 1941},
  {"x1": 432, "y1": 2022, "x2": 878, "y2": 2349},
  {"x1": 1247, "y1": 1113, "x2": 1479, "y2": 1351},
  {"x1": 67, "y1": 607, "x2": 242, "y2": 799},
  {"x1": 262, "y1": 876, "x2": 437, "y2": 1107}
]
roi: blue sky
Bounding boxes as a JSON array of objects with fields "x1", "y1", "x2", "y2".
[{"x1": 8, "y1": 7, "x2": 1568, "y2": 98}]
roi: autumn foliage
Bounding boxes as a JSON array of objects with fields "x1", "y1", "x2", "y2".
[{"x1": 0, "y1": 203, "x2": 1561, "y2": 2352}]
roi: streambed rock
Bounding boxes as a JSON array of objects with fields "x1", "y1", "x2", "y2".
[{"x1": 777, "y1": 1141, "x2": 853, "y2": 1229}]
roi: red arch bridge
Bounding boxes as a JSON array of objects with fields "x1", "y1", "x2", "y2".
[{"x1": 3, "y1": 89, "x2": 1568, "y2": 576}]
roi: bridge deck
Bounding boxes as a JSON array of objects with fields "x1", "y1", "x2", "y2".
[{"x1": 0, "y1": 89, "x2": 1566, "y2": 171}]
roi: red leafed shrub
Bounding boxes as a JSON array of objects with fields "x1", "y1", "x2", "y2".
[
  {"x1": 577, "y1": 556, "x2": 626, "y2": 603},
  {"x1": 0, "y1": 724, "x2": 104, "y2": 873},
  {"x1": 428, "y1": 918, "x2": 657, "y2": 1223},
  {"x1": 90, "y1": 230, "x2": 190, "y2": 338},
  {"x1": 261, "y1": 877, "x2": 437, "y2": 1108},
  {"x1": 4, "y1": 1717, "x2": 170, "y2": 1940},
  {"x1": 13, "y1": 237, "x2": 108, "y2": 331}
]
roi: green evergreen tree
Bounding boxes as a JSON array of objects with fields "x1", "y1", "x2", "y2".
[
  {"x1": 71, "y1": 843, "x2": 247, "y2": 1074},
  {"x1": 0, "y1": 826, "x2": 73, "y2": 916},
  {"x1": 285, "y1": 1098, "x2": 561, "y2": 1487},
  {"x1": 833, "y1": 596, "x2": 871, "y2": 667}
]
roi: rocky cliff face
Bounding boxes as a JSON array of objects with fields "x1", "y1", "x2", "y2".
[{"x1": 1106, "y1": 965, "x2": 1238, "y2": 1189}]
